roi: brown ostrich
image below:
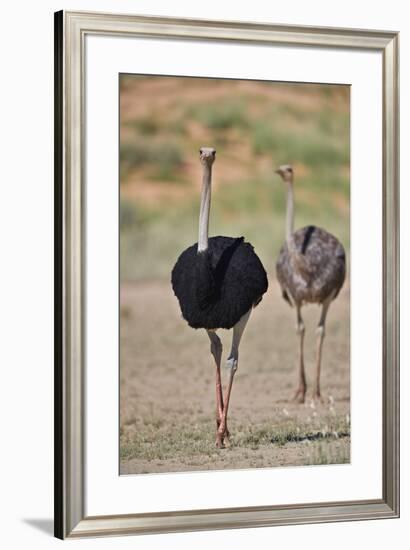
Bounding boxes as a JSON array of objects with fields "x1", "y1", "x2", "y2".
[{"x1": 275, "y1": 165, "x2": 346, "y2": 403}]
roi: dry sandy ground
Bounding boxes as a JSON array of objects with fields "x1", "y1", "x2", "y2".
[{"x1": 120, "y1": 279, "x2": 350, "y2": 475}]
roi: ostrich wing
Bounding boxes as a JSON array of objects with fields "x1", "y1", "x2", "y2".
[{"x1": 276, "y1": 226, "x2": 346, "y2": 305}]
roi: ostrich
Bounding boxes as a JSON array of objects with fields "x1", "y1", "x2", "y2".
[
  {"x1": 171, "y1": 147, "x2": 268, "y2": 448},
  {"x1": 275, "y1": 165, "x2": 346, "y2": 403}
]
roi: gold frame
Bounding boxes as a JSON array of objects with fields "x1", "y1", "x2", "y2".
[{"x1": 54, "y1": 10, "x2": 400, "y2": 539}]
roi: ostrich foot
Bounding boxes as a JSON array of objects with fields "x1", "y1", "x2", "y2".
[
  {"x1": 215, "y1": 433, "x2": 229, "y2": 449},
  {"x1": 215, "y1": 428, "x2": 231, "y2": 449},
  {"x1": 291, "y1": 387, "x2": 306, "y2": 404},
  {"x1": 216, "y1": 417, "x2": 230, "y2": 442},
  {"x1": 312, "y1": 391, "x2": 325, "y2": 404},
  {"x1": 223, "y1": 430, "x2": 231, "y2": 447}
]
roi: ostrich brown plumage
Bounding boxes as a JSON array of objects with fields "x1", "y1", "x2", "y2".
[
  {"x1": 275, "y1": 165, "x2": 346, "y2": 403},
  {"x1": 171, "y1": 148, "x2": 268, "y2": 447}
]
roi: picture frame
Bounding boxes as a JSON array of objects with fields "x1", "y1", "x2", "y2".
[{"x1": 54, "y1": 10, "x2": 399, "y2": 539}]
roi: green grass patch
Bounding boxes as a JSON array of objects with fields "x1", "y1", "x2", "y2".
[
  {"x1": 128, "y1": 116, "x2": 160, "y2": 136},
  {"x1": 120, "y1": 173, "x2": 349, "y2": 282},
  {"x1": 127, "y1": 112, "x2": 188, "y2": 138},
  {"x1": 120, "y1": 138, "x2": 184, "y2": 181},
  {"x1": 120, "y1": 418, "x2": 216, "y2": 461},
  {"x1": 252, "y1": 121, "x2": 349, "y2": 168},
  {"x1": 120, "y1": 413, "x2": 350, "y2": 464},
  {"x1": 120, "y1": 198, "x2": 158, "y2": 231},
  {"x1": 235, "y1": 414, "x2": 350, "y2": 449},
  {"x1": 304, "y1": 440, "x2": 350, "y2": 465},
  {"x1": 120, "y1": 81, "x2": 350, "y2": 281},
  {"x1": 188, "y1": 101, "x2": 249, "y2": 130}
]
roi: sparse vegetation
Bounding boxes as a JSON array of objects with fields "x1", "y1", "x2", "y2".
[
  {"x1": 120, "y1": 138, "x2": 184, "y2": 180},
  {"x1": 251, "y1": 118, "x2": 349, "y2": 168},
  {"x1": 304, "y1": 440, "x2": 350, "y2": 466},
  {"x1": 120, "y1": 76, "x2": 349, "y2": 281},
  {"x1": 119, "y1": 76, "x2": 350, "y2": 472},
  {"x1": 120, "y1": 409, "x2": 351, "y2": 469},
  {"x1": 120, "y1": 278, "x2": 350, "y2": 473},
  {"x1": 188, "y1": 100, "x2": 248, "y2": 130}
]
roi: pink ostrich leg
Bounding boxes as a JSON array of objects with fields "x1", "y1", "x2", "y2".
[
  {"x1": 207, "y1": 330, "x2": 227, "y2": 446},
  {"x1": 216, "y1": 310, "x2": 251, "y2": 448}
]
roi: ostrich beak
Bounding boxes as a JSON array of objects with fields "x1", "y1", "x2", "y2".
[{"x1": 275, "y1": 168, "x2": 283, "y2": 176}]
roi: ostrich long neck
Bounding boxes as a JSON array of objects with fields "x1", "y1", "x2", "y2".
[
  {"x1": 286, "y1": 182, "x2": 294, "y2": 242},
  {"x1": 286, "y1": 180, "x2": 298, "y2": 257},
  {"x1": 198, "y1": 164, "x2": 212, "y2": 253}
]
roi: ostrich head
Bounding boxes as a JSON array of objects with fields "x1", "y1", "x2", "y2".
[
  {"x1": 275, "y1": 164, "x2": 294, "y2": 183},
  {"x1": 199, "y1": 147, "x2": 216, "y2": 166}
]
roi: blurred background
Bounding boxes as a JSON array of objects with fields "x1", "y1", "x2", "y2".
[
  {"x1": 119, "y1": 76, "x2": 350, "y2": 475},
  {"x1": 120, "y1": 76, "x2": 349, "y2": 281}
]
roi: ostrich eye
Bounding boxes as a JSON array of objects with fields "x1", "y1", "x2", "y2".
[
  {"x1": 212, "y1": 151, "x2": 216, "y2": 156},
  {"x1": 199, "y1": 149, "x2": 203, "y2": 154}
]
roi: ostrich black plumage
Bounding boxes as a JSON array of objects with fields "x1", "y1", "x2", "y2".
[
  {"x1": 171, "y1": 147, "x2": 268, "y2": 448},
  {"x1": 275, "y1": 165, "x2": 346, "y2": 403}
]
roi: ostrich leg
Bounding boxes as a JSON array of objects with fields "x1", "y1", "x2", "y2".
[
  {"x1": 217, "y1": 309, "x2": 251, "y2": 448},
  {"x1": 206, "y1": 330, "x2": 226, "y2": 442},
  {"x1": 313, "y1": 294, "x2": 333, "y2": 401},
  {"x1": 292, "y1": 304, "x2": 306, "y2": 403}
]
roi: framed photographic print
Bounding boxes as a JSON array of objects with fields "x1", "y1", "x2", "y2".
[{"x1": 54, "y1": 11, "x2": 399, "y2": 539}]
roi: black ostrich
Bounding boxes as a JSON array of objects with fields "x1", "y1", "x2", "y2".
[
  {"x1": 171, "y1": 147, "x2": 268, "y2": 448},
  {"x1": 275, "y1": 165, "x2": 346, "y2": 403}
]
